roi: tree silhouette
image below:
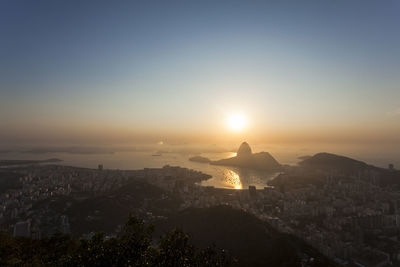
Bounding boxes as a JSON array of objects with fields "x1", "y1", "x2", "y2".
[{"x1": 0, "y1": 216, "x2": 231, "y2": 267}]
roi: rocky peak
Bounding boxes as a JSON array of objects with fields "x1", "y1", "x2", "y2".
[{"x1": 237, "y1": 142, "x2": 252, "y2": 157}]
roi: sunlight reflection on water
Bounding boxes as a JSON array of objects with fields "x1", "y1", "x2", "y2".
[
  {"x1": 223, "y1": 169, "x2": 243, "y2": 189},
  {"x1": 0, "y1": 151, "x2": 279, "y2": 189}
]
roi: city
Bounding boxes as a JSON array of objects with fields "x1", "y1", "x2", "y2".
[
  {"x1": 1, "y1": 0, "x2": 400, "y2": 266},
  {"x1": 1, "y1": 150, "x2": 400, "y2": 266}
]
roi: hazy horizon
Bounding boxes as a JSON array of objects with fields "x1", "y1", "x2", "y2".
[
  {"x1": 1, "y1": 0, "x2": 400, "y2": 149},
  {"x1": 2, "y1": 2, "x2": 400, "y2": 264}
]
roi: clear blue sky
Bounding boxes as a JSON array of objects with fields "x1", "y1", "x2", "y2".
[{"x1": 1, "y1": 0, "x2": 400, "y2": 144}]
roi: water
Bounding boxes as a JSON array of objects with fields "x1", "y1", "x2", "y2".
[
  {"x1": 0, "y1": 151, "x2": 279, "y2": 189},
  {"x1": 1, "y1": 142, "x2": 399, "y2": 189}
]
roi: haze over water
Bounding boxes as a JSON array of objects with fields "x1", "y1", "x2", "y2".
[
  {"x1": 1, "y1": 1, "x2": 399, "y2": 189},
  {"x1": 1, "y1": 1, "x2": 400, "y2": 148},
  {"x1": 2, "y1": 142, "x2": 399, "y2": 189}
]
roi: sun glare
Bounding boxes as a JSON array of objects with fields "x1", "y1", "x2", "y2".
[{"x1": 227, "y1": 113, "x2": 246, "y2": 131}]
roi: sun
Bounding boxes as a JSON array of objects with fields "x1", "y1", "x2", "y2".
[{"x1": 227, "y1": 113, "x2": 246, "y2": 131}]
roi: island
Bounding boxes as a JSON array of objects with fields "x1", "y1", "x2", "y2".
[
  {"x1": 189, "y1": 156, "x2": 211, "y2": 163},
  {"x1": 188, "y1": 142, "x2": 282, "y2": 171},
  {"x1": 0, "y1": 158, "x2": 62, "y2": 167}
]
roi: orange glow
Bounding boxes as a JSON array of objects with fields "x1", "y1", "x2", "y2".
[
  {"x1": 224, "y1": 169, "x2": 242, "y2": 189},
  {"x1": 227, "y1": 113, "x2": 246, "y2": 132}
]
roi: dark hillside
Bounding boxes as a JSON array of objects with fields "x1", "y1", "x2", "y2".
[{"x1": 155, "y1": 205, "x2": 335, "y2": 267}]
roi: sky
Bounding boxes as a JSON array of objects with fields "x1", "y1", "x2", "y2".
[{"x1": 1, "y1": 0, "x2": 400, "y2": 146}]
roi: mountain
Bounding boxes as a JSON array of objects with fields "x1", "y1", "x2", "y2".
[
  {"x1": 37, "y1": 180, "x2": 181, "y2": 235},
  {"x1": 155, "y1": 205, "x2": 334, "y2": 267},
  {"x1": 236, "y1": 142, "x2": 252, "y2": 156},
  {"x1": 211, "y1": 142, "x2": 281, "y2": 170},
  {"x1": 298, "y1": 152, "x2": 400, "y2": 187},
  {"x1": 299, "y1": 152, "x2": 369, "y2": 172}
]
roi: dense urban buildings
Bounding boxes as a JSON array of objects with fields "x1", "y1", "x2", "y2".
[{"x1": 1, "y1": 153, "x2": 400, "y2": 266}]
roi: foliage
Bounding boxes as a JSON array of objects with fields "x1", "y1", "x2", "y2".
[{"x1": 0, "y1": 216, "x2": 231, "y2": 267}]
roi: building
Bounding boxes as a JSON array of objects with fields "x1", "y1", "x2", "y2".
[{"x1": 249, "y1": 186, "x2": 257, "y2": 198}]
